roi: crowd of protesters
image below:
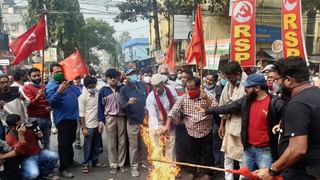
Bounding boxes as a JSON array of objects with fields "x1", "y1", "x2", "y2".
[{"x1": 0, "y1": 56, "x2": 318, "y2": 180}]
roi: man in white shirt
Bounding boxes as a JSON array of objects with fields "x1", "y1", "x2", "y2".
[
  {"x1": 78, "y1": 76, "x2": 102, "y2": 173},
  {"x1": 146, "y1": 74, "x2": 178, "y2": 161}
]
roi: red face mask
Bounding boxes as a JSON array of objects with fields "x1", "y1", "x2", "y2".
[
  {"x1": 188, "y1": 89, "x2": 200, "y2": 98},
  {"x1": 267, "y1": 81, "x2": 273, "y2": 90}
]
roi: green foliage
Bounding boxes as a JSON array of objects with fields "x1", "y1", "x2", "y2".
[
  {"x1": 27, "y1": 1, "x2": 119, "y2": 66},
  {"x1": 27, "y1": 0, "x2": 85, "y2": 57},
  {"x1": 82, "y1": 17, "x2": 119, "y2": 67},
  {"x1": 301, "y1": 0, "x2": 320, "y2": 13},
  {"x1": 114, "y1": 0, "x2": 229, "y2": 23}
]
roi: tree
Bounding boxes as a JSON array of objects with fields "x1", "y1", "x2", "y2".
[
  {"x1": 27, "y1": 1, "x2": 120, "y2": 66},
  {"x1": 114, "y1": 0, "x2": 230, "y2": 50},
  {"x1": 114, "y1": 0, "x2": 161, "y2": 50},
  {"x1": 118, "y1": 31, "x2": 132, "y2": 45},
  {"x1": 27, "y1": 0, "x2": 85, "y2": 59},
  {"x1": 82, "y1": 17, "x2": 119, "y2": 66}
]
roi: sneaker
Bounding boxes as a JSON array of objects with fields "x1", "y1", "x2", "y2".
[
  {"x1": 120, "y1": 167, "x2": 128, "y2": 173},
  {"x1": 51, "y1": 128, "x2": 57, "y2": 135},
  {"x1": 131, "y1": 169, "x2": 140, "y2": 177},
  {"x1": 110, "y1": 168, "x2": 117, "y2": 174},
  {"x1": 141, "y1": 162, "x2": 152, "y2": 170},
  {"x1": 42, "y1": 173, "x2": 59, "y2": 180},
  {"x1": 60, "y1": 170, "x2": 74, "y2": 178}
]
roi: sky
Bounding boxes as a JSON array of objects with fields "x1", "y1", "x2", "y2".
[{"x1": 14, "y1": 0, "x2": 149, "y2": 39}]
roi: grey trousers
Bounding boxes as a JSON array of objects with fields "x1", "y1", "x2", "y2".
[
  {"x1": 105, "y1": 116, "x2": 127, "y2": 168},
  {"x1": 126, "y1": 121, "x2": 147, "y2": 169}
]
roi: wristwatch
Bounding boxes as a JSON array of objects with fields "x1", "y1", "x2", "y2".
[{"x1": 269, "y1": 167, "x2": 281, "y2": 176}]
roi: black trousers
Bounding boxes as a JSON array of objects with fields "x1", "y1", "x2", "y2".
[
  {"x1": 282, "y1": 167, "x2": 320, "y2": 180},
  {"x1": 56, "y1": 120, "x2": 77, "y2": 171},
  {"x1": 175, "y1": 124, "x2": 189, "y2": 163},
  {"x1": 0, "y1": 157, "x2": 23, "y2": 180},
  {"x1": 186, "y1": 132, "x2": 214, "y2": 176}
]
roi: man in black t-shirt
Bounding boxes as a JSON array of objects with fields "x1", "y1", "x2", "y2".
[{"x1": 256, "y1": 57, "x2": 320, "y2": 180}]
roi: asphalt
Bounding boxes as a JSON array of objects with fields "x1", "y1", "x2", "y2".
[{"x1": 49, "y1": 132, "x2": 224, "y2": 180}]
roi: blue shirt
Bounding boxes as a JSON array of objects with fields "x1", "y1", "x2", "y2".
[{"x1": 45, "y1": 80, "x2": 79, "y2": 125}]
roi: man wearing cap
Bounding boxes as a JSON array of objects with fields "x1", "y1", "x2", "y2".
[
  {"x1": 199, "y1": 73, "x2": 285, "y2": 172},
  {"x1": 145, "y1": 74, "x2": 178, "y2": 161},
  {"x1": 120, "y1": 69, "x2": 148, "y2": 177}
]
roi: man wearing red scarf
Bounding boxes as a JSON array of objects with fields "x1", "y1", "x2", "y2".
[{"x1": 145, "y1": 74, "x2": 178, "y2": 161}]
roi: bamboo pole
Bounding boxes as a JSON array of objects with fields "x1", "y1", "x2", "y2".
[{"x1": 150, "y1": 159, "x2": 226, "y2": 172}]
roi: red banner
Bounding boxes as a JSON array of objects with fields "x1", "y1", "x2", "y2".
[
  {"x1": 230, "y1": 0, "x2": 256, "y2": 67},
  {"x1": 281, "y1": 0, "x2": 308, "y2": 62}
]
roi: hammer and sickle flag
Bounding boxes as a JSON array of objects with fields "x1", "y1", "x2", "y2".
[{"x1": 9, "y1": 16, "x2": 46, "y2": 65}]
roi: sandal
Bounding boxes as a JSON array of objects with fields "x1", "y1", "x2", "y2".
[
  {"x1": 82, "y1": 165, "x2": 89, "y2": 173},
  {"x1": 93, "y1": 162, "x2": 107, "y2": 168}
]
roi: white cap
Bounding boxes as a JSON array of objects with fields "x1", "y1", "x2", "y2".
[{"x1": 151, "y1": 74, "x2": 163, "y2": 86}]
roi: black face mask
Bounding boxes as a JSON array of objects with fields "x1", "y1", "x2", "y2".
[
  {"x1": 31, "y1": 79, "x2": 41, "y2": 85},
  {"x1": 280, "y1": 86, "x2": 292, "y2": 99}
]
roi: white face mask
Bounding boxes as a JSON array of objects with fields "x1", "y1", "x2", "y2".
[
  {"x1": 143, "y1": 76, "x2": 151, "y2": 83},
  {"x1": 87, "y1": 88, "x2": 97, "y2": 94}
]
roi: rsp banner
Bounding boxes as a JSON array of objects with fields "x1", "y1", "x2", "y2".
[
  {"x1": 230, "y1": 0, "x2": 256, "y2": 67},
  {"x1": 281, "y1": 0, "x2": 308, "y2": 62}
]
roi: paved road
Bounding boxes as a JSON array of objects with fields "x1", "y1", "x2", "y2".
[{"x1": 49, "y1": 132, "x2": 224, "y2": 180}]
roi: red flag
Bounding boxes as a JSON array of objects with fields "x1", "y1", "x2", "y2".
[
  {"x1": 59, "y1": 49, "x2": 89, "y2": 81},
  {"x1": 185, "y1": 4, "x2": 206, "y2": 68},
  {"x1": 164, "y1": 40, "x2": 176, "y2": 69},
  {"x1": 226, "y1": 167, "x2": 283, "y2": 180},
  {"x1": 9, "y1": 16, "x2": 45, "y2": 65}
]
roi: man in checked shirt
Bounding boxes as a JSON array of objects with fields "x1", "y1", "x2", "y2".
[{"x1": 160, "y1": 76, "x2": 217, "y2": 180}]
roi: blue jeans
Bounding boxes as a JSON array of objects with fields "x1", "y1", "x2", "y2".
[
  {"x1": 244, "y1": 146, "x2": 273, "y2": 171},
  {"x1": 83, "y1": 128, "x2": 100, "y2": 165},
  {"x1": 29, "y1": 118, "x2": 52, "y2": 149},
  {"x1": 22, "y1": 150, "x2": 58, "y2": 180}
]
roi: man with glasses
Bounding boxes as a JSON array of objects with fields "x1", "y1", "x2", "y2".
[{"x1": 256, "y1": 57, "x2": 320, "y2": 180}]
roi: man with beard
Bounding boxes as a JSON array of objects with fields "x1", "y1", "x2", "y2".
[
  {"x1": 204, "y1": 74, "x2": 219, "y2": 98},
  {"x1": 23, "y1": 68, "x2": 52, "y2": 149},
  {"x1": 218, "y1": 62, "x2": 246, "y2": 180},
  {"x1": 256, "y1": 57, "x2": 320, "y2": 180},
  {"x1": 45, "y1": 63, "x2": 79, "y2": 178},
  {"x1": 199, "y1": 73, "x2": 285, "y2": 172},
  {"x1": 146, "y1": 74, "x2": 178, "y2": 161}
]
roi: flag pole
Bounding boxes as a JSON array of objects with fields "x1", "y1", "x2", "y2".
[{"x1": 41, "y1": 4, "x2": 48, "y2": 86}]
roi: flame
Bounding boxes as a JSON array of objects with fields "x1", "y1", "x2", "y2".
[{"x1": 141, "y1": 125, "x2": 180, "y2": 180}]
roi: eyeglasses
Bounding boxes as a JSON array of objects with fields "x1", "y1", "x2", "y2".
[{"x1": 0, "y1": 81, "x2": 9, "y2": 84}]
